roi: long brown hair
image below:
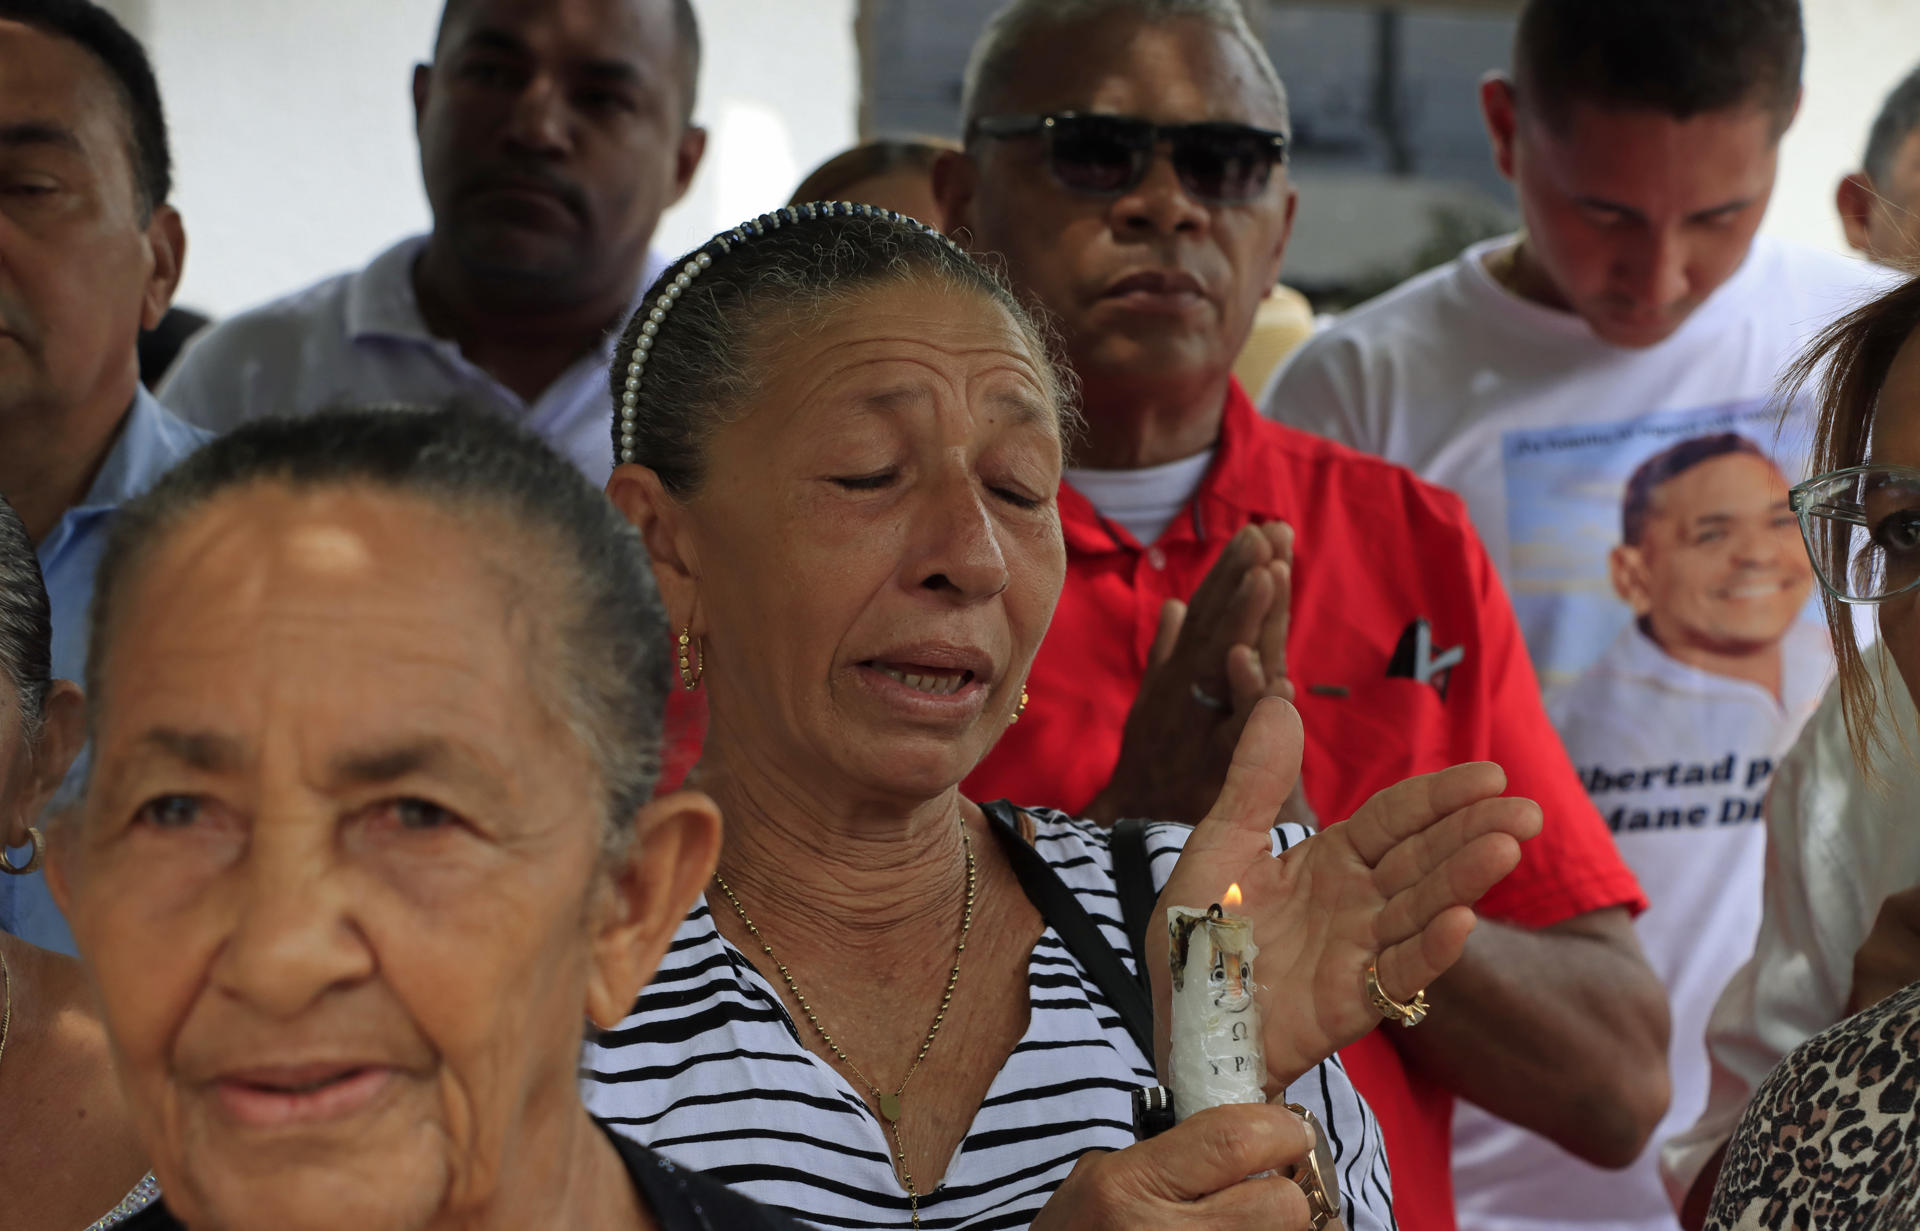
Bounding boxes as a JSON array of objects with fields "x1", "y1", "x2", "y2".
[{"x1": 1783, "y1": 274, "x2": 1920, "y2": 766}]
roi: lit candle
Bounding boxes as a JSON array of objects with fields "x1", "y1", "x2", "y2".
[{"x1": 1167, "y1": 883, "x2": 1266, "y2": 1122}]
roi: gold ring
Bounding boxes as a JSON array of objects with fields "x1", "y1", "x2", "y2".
[{"x1": 1366, "y1": 962, "x2": 1428, "y2": 1027}]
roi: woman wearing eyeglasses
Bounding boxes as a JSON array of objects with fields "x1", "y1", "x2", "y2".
[{"x1": 1704, "y1": 277, "x2": 1920, "y2": 1228}]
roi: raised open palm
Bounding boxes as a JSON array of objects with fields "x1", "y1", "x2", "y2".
[{"x1": 1148, "y1": 697, "x2": 1541, "y2": 1088}]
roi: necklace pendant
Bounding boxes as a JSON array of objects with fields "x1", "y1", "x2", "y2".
[{"x1": 879, "y1": 1092, "x2": 902, "y2": 1123}]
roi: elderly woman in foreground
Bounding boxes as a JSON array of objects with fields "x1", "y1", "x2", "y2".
[
  {"x1": 43, "y1": 409, "x2": 797, "y2": 1231},
  {"x1": 1703, "y1": 279, "x2": 1920, "y2": 1228},
  {"x1": 588, "y1": 204, "x2": 1543, "y2": 1230}
]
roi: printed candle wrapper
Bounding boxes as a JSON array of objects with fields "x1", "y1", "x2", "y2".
[{"x1": 1167, "y1": 904, "x2": 1266, "y2": 1123}]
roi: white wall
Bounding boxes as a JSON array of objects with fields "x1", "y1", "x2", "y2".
[
  {"x1": 111, "y1": 0, "x2": 1915, "y2": 317},
  {"x1": 118, "y1": 0, "x2": 857, "y2": 318},
  {"x1": 133, "y1": 0, "x2": 440, "y2": 316},
  {"x1": 1764, "y1": 0, "x2": 1920, "y2": 256},
  {"x1": 652, "y1": 0, "x2": 860, "y2": 261}
]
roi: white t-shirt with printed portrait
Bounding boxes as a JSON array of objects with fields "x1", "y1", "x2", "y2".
[{"x1": 1264, "y1": 233, "x2": 1891, "y2": 1231}]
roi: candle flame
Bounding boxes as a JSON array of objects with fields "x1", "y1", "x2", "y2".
[{"x1": 1223, "y1": 883, "x2": 1243, "y2": 909}]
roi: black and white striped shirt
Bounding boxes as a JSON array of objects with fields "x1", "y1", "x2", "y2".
[{"x1": 583, "y1": 811, "x2": 1397, "y2": 1229}]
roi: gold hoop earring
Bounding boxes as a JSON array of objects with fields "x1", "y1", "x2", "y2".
[
  {"x1": 0, "y1": 826, "x2": 44, "y2": 876},
  {"x1": 1010, "y1": 685, "x2": 1029, "y2": 723},
  {"x1": 678, "y1": 626, "x2": 705, "y2": 690}
]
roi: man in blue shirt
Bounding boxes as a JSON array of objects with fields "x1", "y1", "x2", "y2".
[{"x1": 0, "y1": 0, "x2": 208, "y2": 952}]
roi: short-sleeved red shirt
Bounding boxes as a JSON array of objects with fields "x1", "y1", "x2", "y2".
[{"x1": 963, "y1": 381, "x2": 1647, "y2": 1231}]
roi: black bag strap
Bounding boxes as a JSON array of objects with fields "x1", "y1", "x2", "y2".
[
  {"x1": 1110, "y1": 816, "x2": 1160, "y2": 994},
  {"x1": 980, "y1": 800, "x2": 1155, "y2": 1061}
]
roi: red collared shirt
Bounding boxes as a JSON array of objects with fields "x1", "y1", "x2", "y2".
[{"x1": 964, "y1": 380, "x2": 1647, "y2": 1231}]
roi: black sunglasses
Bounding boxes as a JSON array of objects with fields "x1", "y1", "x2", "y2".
[{"x1": 969, "y1": 112, "x2": 1288, "y2": 204}]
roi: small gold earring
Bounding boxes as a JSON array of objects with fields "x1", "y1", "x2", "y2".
[
  {"x1": 1010, "y1": 685, "x2": 1029, "y2": 723},
  {"x1": 677, "y1": 626, "x2": 705, "y2": 690}
]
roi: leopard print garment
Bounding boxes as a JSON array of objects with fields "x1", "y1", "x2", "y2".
[{"x1": 1707, "y1": 978, "x2": 1920, "y2": 1229}]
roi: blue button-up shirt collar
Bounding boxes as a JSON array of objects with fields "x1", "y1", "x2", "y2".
[{"x1": 37, "y1": 386, "x2": 210, "y2": 682}]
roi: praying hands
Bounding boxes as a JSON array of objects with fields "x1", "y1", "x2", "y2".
[{"x1": 1086, "y1": 522, "x2": 1300, "y2": 827}]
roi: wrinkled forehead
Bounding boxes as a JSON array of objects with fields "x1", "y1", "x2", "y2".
[
  {"x1": 93, "y1": 483, "x2": 561, "y2": 748},
  {"x1": 743, "y1": 277, "x2": 1066, "y2": 436},
  {"x1": 988, "y1": 13, "x2": 1282, "y2": 129}
]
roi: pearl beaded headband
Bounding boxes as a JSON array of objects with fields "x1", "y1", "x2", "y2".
[{"x1": 615, "y1": 200, "x2": 970, "y2": 466}]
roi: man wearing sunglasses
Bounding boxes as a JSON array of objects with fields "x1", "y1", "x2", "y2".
[
  {"x1": 1266, "y1": 3, "x2": 1894, "y2": 1230},
  {"x1": 939, "y1": 3, "x2": 1662, "y2": 1228}
]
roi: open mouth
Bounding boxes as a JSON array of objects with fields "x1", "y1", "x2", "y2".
[{"x1": 867, "y1": 663, "x2": 976, "y2": 696}]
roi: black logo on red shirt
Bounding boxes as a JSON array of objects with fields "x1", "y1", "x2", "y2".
[{"x1": 1388, "y1": 618, "x2": 1462, "y2": 699}]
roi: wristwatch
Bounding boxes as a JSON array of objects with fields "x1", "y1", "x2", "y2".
[{"x1": 1285, "y1": 1103, "x2": 1348, "y2": 1231}]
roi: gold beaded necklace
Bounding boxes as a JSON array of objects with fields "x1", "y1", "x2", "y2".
[{"x1": 711, "y1": 817, "x2": 976, "y2": 1229}]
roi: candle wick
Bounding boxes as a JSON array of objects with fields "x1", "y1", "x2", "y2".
[{"x1": 1207, "y1": 903, "x2": 1224, "y2": 919}]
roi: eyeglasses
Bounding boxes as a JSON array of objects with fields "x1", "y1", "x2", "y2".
[
  {"x1": 968, "y1": 112, "x2": 1288, "y2": 205},
  {"x1": 1789, "y1": 463, "x2": 1920, "y2": 603}
]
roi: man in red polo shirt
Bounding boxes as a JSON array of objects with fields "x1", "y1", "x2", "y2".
[{"x1": 935, "y1": 1, "x2": 1668, "y2": 1224}]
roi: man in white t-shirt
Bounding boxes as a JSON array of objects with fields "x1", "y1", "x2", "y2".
[
  {"x1": 1264, "y1": 2, "x2": 1889, "y2": 1228},
  {"x1": 160, "y1": 0, "x2": 707, "y2": 480}
]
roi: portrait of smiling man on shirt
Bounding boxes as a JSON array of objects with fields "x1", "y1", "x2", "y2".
[{"x1": 1608, "y1": 433, "x2": 1816, "y2": 694}]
